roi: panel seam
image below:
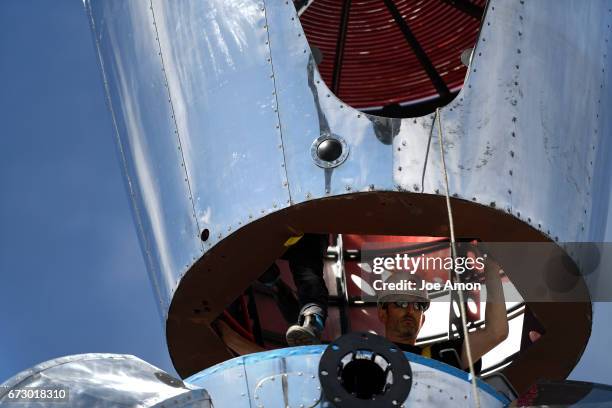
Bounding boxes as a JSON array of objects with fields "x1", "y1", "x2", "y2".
[
  {"x1": 149, "y1": 0, "x2": 204, "y2": 251},
  {"x1": 262, "y1": 0, "x2": 293, "y2": 205},
  {"x1": 85, "y1": 1, "x2": 167, "y2": 318}
]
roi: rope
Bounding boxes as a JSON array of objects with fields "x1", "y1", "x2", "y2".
[{"x1": 435, "y1": 108, "x2": 481, "y2": 408}]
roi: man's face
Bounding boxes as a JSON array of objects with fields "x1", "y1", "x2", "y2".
[{"x1": 378, "y1": 302, "x2": 426, "y2": 342}]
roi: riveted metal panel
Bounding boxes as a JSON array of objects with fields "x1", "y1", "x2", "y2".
[
  {"x1": 265, "y1": 0, "x2": 397, "y2": 201},
  {"x1": 394, "y1": 0, "x2": 612, "y2": 245},
  {"x1": 509, "y1": 0, "x2": 607, "y2": 243},
  {"x1": 185, "y1": 358, "x2": 251, "y2": 408},
  {"x1": 87, "y1": 0, "x2": 610, "y2": 386},
  {"x1": 261, "y1": 0, "x2": 611, "y2": 247},
  {"x1": 186, "y1": 347, "x2": 508, "y2": 407},
  {"x1": 148, "y1": 0, "x2": 291, "y2": 250},
  {"x1": 86, "y1": 0, "x2": 203, "y2": 318}
]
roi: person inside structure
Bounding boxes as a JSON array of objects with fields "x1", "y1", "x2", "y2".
[
  {"x1": 376, "y1": 248, "x2": 509, "y2": 372},
  {"x1": 257, "y1": 233, "x2": 330, "y2": 346},
  {"x1": 216, "y1": 233, "x2": 329, "y2": 353}
]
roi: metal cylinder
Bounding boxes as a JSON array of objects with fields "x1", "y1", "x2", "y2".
[
  {"x1": 0, "y1": 354, "x2": 211, "y2": 407},
  {"x1": 85, "y1": 0, "x2": 611, "y2": 393},
  {"x1": 187, "y1": 344, "x2": 509, "y2": 407}
]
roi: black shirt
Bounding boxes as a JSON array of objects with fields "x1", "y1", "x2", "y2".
[{"x1": 395, "y1": 339, "x2": 482, "y2": 375}]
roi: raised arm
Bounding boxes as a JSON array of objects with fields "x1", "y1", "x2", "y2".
[{"x1": 460, "y1": 249, "x2": 509, "y2": 370}]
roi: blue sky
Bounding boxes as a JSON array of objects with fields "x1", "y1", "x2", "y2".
[
  {"x1": 0, "y1": 0, "x2": 611, "y2": 388},
  {"x1": 0, "y1": 0, "x2": 176, "y2": 381}
]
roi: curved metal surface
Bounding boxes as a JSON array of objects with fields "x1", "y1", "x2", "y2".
[
  {"x1": 186, "y1": 346, "x2": 509, "y2": 408},
  {"x1": 0, "y1": 354, "x2": 206, "y2": 408},
  {"x1": 86, "y1": 0, "x2": 611, "y2": 394},
  {"x1": 85, "y1": 1, "x2": 204, "y2": 318},
  {"x1": 147, "y1": 0, "x2": 292, "y2": 248},
  {"x1": 411, "y1": 0, "x2": 609, "y2": 245}
]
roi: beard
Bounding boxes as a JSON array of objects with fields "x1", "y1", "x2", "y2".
[{"x1": 396, "y1": 316, "x2": 418, "y2": 338}]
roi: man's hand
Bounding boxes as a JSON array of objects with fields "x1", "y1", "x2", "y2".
[{"x1": 458, "y1": 243, "x2": 509, "y2": 370}]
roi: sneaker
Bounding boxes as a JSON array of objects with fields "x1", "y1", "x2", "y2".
[{"x1": 286, "y1": 314, "x2": 324, "y2": 346}]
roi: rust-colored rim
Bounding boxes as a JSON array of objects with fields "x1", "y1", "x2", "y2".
[{"x1": 167, "y1": 192, "x2": 591, "y2": 395}]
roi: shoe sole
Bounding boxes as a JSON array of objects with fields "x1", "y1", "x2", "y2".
[{"x1": 286, "y1": 325, "x2": 320, "y2": 346}]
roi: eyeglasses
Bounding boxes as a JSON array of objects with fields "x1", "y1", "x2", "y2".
[{"x1": 390, "y1": 301, "x2": 430, "y2": 312}]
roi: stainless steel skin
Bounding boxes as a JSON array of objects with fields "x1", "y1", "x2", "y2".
[
  {"x1": 186, "y1": 347, "x2": 509, "y2": 408},
  {"x1": 86, "y1": 0, "x2": 611, "y2": 392},
  {"x1": 397, "y1": 0, "x2": 611, "y2": 244},
  {"x1": 147, "y1": 0, "x2": 292, "y2": 246},
  {"x1": 266, "y1": 0, "x2": 400, "y2": 199},
  {"x1": 85, "y1": 1, "x2": 204, "y2": 319},
  {"x1": 0, "y1": 354, "x2": 211, "y2": 408},
  {"x1": 0, "y1": 350, "x2": 507, "y2": 408}
]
